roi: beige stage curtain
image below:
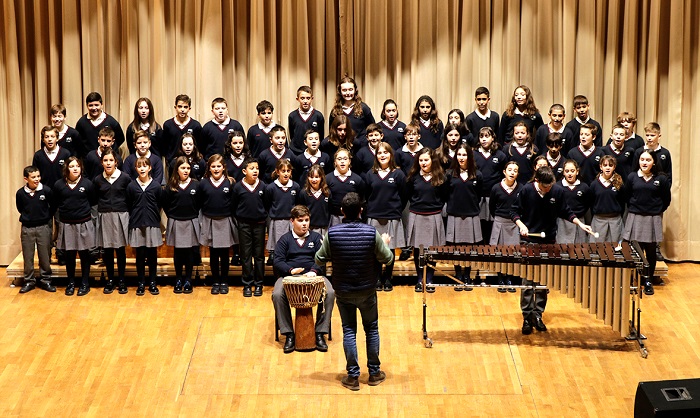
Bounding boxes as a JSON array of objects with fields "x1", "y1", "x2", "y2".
[{"x1": 1, "y1": 0, "x2": 698, "y2": 264}]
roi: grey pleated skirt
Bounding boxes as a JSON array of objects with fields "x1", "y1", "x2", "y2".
[
  {"x1": 200, "y1": 215, "x2": 238, "y2": 248},
  {"x1": 56, "y1": 221, "x2": 95, "y2": 251},
  {"x1": 623, "y1": 213, "x2": 663, "y2": 242},
  {"x1": 591, "y1": 215, "x2": 624, "y2": 243},
  {"x1": 267, "y1": 219, "x2": 291, "y2": 250},
  {"x1": 129, "y1": 226, "x2": 163, "y2": 248},
  {"x1": 96, "y1": 211, "x2": 129, "y2": 248},
  {"x1": 479, "y1": 197, "x2": 493, "y2": 221},
  {"x1": 329, "y1": 214, "x2": 343, "y2": 227},
  {"x1": 446, "y1": 215, "x2": 483, "y2": 243},
  {"x1": 489, "y1": 216, "x2": 520, "y2": 245},
  {"x1": 368, "y1": 218, "x2": 406, "y2": 249},
  {"x1": 406, "y1": 212, "x2": 445, "y2": 247},
  {"x1": 311, "y1": 226, "x2": 327, "y2": 238},
  {"x1": 166, "y1": 218, "x2": 201, "y2": 248},
  {"x1": 556, "y1": 218, "x2": 588, "y2": 244}
]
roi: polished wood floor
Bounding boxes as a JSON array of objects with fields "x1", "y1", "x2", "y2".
[{"x1": 1, "y1": 262, "x2": 698, "y2": 417}]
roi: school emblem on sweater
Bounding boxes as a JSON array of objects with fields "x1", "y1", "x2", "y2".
[
  {"x1": 59, "y1": 159, "x2": 65, "y2": 166},
  {"x1": 189, "y1": 189, "x2": 196, "y2": 195},
  {"x1": 223, "y1": 187, "x2": 229, "y2": 193},
  {"x1": 492, "y1": 157, "x2": 500, "y2": 163},
  {"x1": 291, "y1": 190, "x2": 297, "y2": 196},
  {"x1": 65, "y1": 137, "x2": 72, "y2": 143},
  {"x1": 258, "y1": 190, "x2": 264, "y2": 196},
  {"x1": 660, "y1": 155, "x2": 667, "y2": 160},
  {"x1": 595, "y1": 156, "x2": 601, "y2": 162},
  {"x1": 349, "y1": 180, "x2": 356, "y2": 185},
  {"x1": 187, "y1": 129, "x2": 193, "y2": 133},
  {"x1": 625, "y1": 152, "x2": 632, "y2": 157},
  {"x1": 388, "y1": 178, "x2": 395, "y2": 184},
  {"x1": 320, "y1": 162, "x2": 326, "y2": 168},
  {"x1": 308, "y1": 242, "x2": 315, "y2": 249},
  {"x1": 576, "y1": 191, "x2": 583, "y2": 197},
  {"x1": 228, "y1": 129, "x2": 234, "y2": 134},
  {"x1": 653, "y1": 180, "x2": 660, "y2": 187},
  {"x1": 398, "y1": 127, "x2": 404, "y2": 133},
  {"x1": 39, "y1": 195, "x2": 45, "y2": 200},
  {"x1": 79, "y1": 187, "x2": 86, "y2": 193},
  {"x1": 312, "y1": 122, "x2": 318, "y2": 127},
  {"x1": 193, "y1": 164, "x2": 200, "y2": 170},
  {"x1": 549, "y1": 197, "x2": 556, "y2": 204}
]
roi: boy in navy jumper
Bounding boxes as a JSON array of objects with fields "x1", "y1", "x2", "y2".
[
  {"x1": 566, "y1": 123, "x2": 605, "y2": 184},
  {"x1": 84, "y1": 127, "x2": 123, "y2": 181},
  {"x1": 353, "y1": 123, "x2": 383, "y2": 175},
  {"x1": 258, "y1": 125, "x2": 294, "y2": 184},
  {"x1": 33, "y1": 126, "x2": 71, "y2": 193},
  {"x1": 75, "y1": 92, "x2": 125, "y2": 157},
  {"x1": 534, "y1": 104, "x2": 573, "y2": 156},
  {"x1": 272, "y1": 205, "x2": 334, "y2": 353},
  {"x1": 292, "y1": 129, "x2": 331, "y2": 184},
  {"x1": 200, "y1": 97, "x2": 245, "y2": 160},
  {"x1": 123, "y1": 130, "x2": 164, "y2": 184},
  {"x1": 50, "y1": 104, "x2": 83, "y2": 157},
  {"x1": 288, "y1": 86, "x2": 325, "y2": 155},
  {"x1": 247, "y1": 100, "x2": 276, "y2": 158},
  {"x1": 16, "y1": 166, "x2": 55, "y2": 293},
  {"x1": 565, "y1": 95, "x2": 603, "y2": 148},
  {"x1": 616, "y1": 111, "x2": 645, "y2": 150},
  {"x1": 602, "y1": 124, "x2": 635, "y2": 180},
  {"x1": 466, "y1": 87, "x2": 500, "y2": 136},
  {"x1": 161, "y1": 94, "x2": 203, "y2": 161},
  {"x1": 633, "y1": 122, "x2": 673, "y2": 184}
]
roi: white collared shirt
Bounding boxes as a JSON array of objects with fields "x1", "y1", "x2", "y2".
[
  {"x1": 476, "y1": 109, "x2": 492, "y2": 120},
  {"x1": 578, "y1": 144, "x2": 595, "y2": 156},
  {"x1": 44, "y1": 146, "x2": 59, "y2": 161},
  {"x1": 637, "y1": 169, "x2": 653, "y2": 181},
  {"x1": 298, "y1": 106, "x2": 314, "y2": 119},
  {"x1": 103, "y1": 169, "x2": 122, "y2": 184},
  {"x1": 258, "y1": 121, "x2": 276, "y2": 133},
  {"x1": 215, "y1": 117, "x2": 231, "y2": 129},
  {"x1": 333, "y1": 169, "x2": 351, "y2": 181},
  {"x1": 90, "y1": 112, "x2": 107, "y2": 127},
  {"x1": 137, "y1": 177, "x2": 153, "y2": 191},
  {"x1": 210, "y1": 176, "x2": 225, "y2": 187},
  {"x1": 500, "y1": 179, "x2": 516, "y2": 193},
  {"x1": 292, "y1": 230, "x2": 310, "y2": 246},
  {"x1": 175, "y1": 116, "x2": 191, "y2": 129},
  {"x1": 24, "y1": 183, "x2": 43, "y2": 196}
]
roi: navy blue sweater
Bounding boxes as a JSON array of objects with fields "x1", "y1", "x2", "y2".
[
  {"x1": 93, "y1": 172, "x2": 131, "y2": 212},
  {"x1": 416, "y1": 120, "x2": 444, "y2": 150},
  {"x1": 559, "y1": 182, "x2": 593, "y2": 218},
  {"x1": 57, "y1": 126, "x2": 83, "y2": 157},
  {"x1": 353, "y1": 145, "x2": 378, "y2": 175},
  {"x1": 406, "y1": 175, "x2": 448, "y2": 215},
  {"x1": 292, "y1": 151, "x2": 332, "y2": 184},
  {"x1": 258, "y1": 148, "x2": 294, "y2": 184},
  {"x1": 125, "y1": 124, "x2": 163, "y2": 156},
  {"x1": 288, "y1": 109, "x2": 325, "y2": 155},
  {"x1": 32, "y1": 147, "x2": 71, "y2": 191},
  {"x1": 84, "y1": 149, "x2": 123, "y2": 181},
  {"x1": 567, "y1": 146, "x2": 605, "y2": 185},
  {"x1": 633, "y1": 146, "x2": 673, "y2": 184},
  {"x1": 75, "y1": 114, "x2": 125, "y2": 156},
  {"x1": 265, "y1": 181, "x2": 301, "y2": 219},
  {"x1": 161, "y1": 117, "x2": 203, "y2": 161},
  {"x1": 197, "y1": 177, "x2": 235, "y2": 218},
  {"x1": 379, "y1": 120, "x2": 407, "y2": 150},
  {"x1": 126, "y1": 180, "x2": 162, "y2": 229},
  {"x1": 326, "y1": 172, "x2": 365, "y2": 216},
  {"x1": 162, "y1": 179, "x2": 200, "y2": 220},
  {"x1": 246, "y1": 124, "x2": 272, "y2": 158},
  {"x1": 201, "y1": 118, "x2": 245, "y2": 160},
  {"x1": 329, "y1": 103, "x2": 375, "y2": 141},
  {"x1": 474, "y1": 149, "x2": 507, "y2": 197},
  {"x1": 602, "y1": 144, "x2": 635, "y2": 181},
  {"x1": 296, "y1": 190, "x2": 330, "y2": 228},
  {"x1": 511, "y1": 183, "x2": 576, "y2": 241},
  {"x1": 498, "y1": 113, "x2": 544, "y2": 146},
  {"x1": 504, "y1": 143, "x2": 536, "y2": 185},
  {"x1": 364, "y1": 169, "x2": 407, "y2": 220},
  {"x1": 16, "y1": 186, "x2": 53, "y2": 227},
  {"x1": 565, "y1": 118, "x2": 604, "y2": 148},
  {"x1": 446, "y1": 171, "x2": 482, "y2": 217},
  {"x1": 123, "y1": 153, "x2": 164, "y2": 185},
  {"x1": 466, "y1": 111, "x2": 500, "y2": 140},
  {"x1": 273, "y1": 231, "x2": 324, "y2": 277},
  {"x1": 169, "y1": 156, "x2": 206, "y2": 181},
  {"x1": 489, "y1": 181, "x2": 523, "y2": 219},
  {"x1": 53, "y1": 177, "x2": 96, "y2": 223},
  {"x1": 589, "y1": 178, "x2": 625, "y2": 215},
  {"x1": 624, "y1": 173, "x2": 671, "y2": 215},
  {"x1": 232, "y1": 180, "x2": 267, "y2": 222}
]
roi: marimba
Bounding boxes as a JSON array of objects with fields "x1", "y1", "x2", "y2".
[{"x1": 418, "y1": 241, "x2": 649, "y2": 357}]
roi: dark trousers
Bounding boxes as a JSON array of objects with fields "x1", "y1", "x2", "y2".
[
  {"x1": 238, "y1": 221, "x2": 265, "y2": 286},
  {"x1": 336, "y1": 289, "x2": 381, "y2": 377}
]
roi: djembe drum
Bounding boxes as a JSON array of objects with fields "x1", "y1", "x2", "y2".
[{"x1": 282, "y1": 275, "x2": 327, "y2": 351}]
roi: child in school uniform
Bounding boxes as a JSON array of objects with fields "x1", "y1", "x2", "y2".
[
  {"x1": 534, "y1": 104, "x2": 573, "y2": 156},
  {"x1": 435, "y1": 123, "x2": 463, "y2": 170},
  {"x1": 474, "y1": 127, "x2": 506, "y2": 245},
  {"x1": 565, "y1": 95, "x2": 604, "y2": 148},
  {"x1": 446, "y1": 144, "x2": 482, "y2": 291},
  {"x1": 328, "y1": 75, "x2": 375, "y2": 142},
  {"x1": 615, "y1": 112, "x2": 644, "y2": 151},
  {"x1": 602, "y1": 124, "x2": 635, "y2": 181},
  {"x1": 566, "y1": 123, "x2": 606, "y2": 184},
  {"x1": 161, "y1": 94, "x2": 203, "y2": 162},
  {"x1": 163, "y1": 156, "x2": 201, "y2": 294},
  {"x1": 75, "y1": 92, "x2": 125, "y2": 157},
  {"x1": 411, "y1": 95, "x2": 443, "y2": 150},
  {"x1": 265, "y1": 159, "x2": 301, "y2": 265},
  {"x1": 232, "y1": 157, "x2": 267, "y2": 297},
  {"x1": 466, "y1": 87, "x2": 500, "y2": 138},
  {"x1": 447, "y1": 109, "x2": 475, "y2": 147},
  {"x1": 93, "y1": 148, "x2": 131, "y2": 294},
  {"x1": 50, "y1": 104, "x2": 83, "y2": 157},
  {"x1": 556, "y1": 160, "x2": 593, "y2": 244},
  {"x1": 247, "y1": 100, "x2": 276, "y2": 158},
  {"x1": 198, "y1": 154, "x2": 238, "y2": 295},
  {"x1": 296, "y1": 164, "x2": 331, "y2": 236},
  {"x1": 258, "y1": 125, "x2": 294, "y2": 184},
  {"x1": 170, "y1": 132, "x2": 206, "y2": 180},
  {"x1": 16, "y1": 166, "x2": 55, "y2": 293},
  {"x1": 512, "y1": 166, "x2": 593, "y2": 334},
  {"x1": 325, "y1": 148, "x2": 366, "y2": 227},
  {"x1": 126, "y1": 157, "x2": 163, "y2": 296},
  {"x1": 123, "y1": 130, "x2": 164, "y2": 184},
  {"x1": 84, "y1": 127, "x2": 123, "y2": 181},
  {"x1": 288, "y1": 86, "x2": 325, "y2": 155},
  {"x1": 504, "y1": 122, "x2": 537, "y2": 185},
  {"x1": 126, "y1": 97, "x2": 163, "y2": 156},
  {"x1": 353, "y1": 123, "x2": 384, "y2": 175},
  {"x1": 378, "y1": 99, "x2": 406, "y2": 151},
  {"x1": 406, "y1": 148, "x2": 448, "y2": 292},
  {"x1": 33, "y1": 126, "x2": 72, "y2": 194},
  {"x1": 53, "y1": 156, "x2": 96, "y2": 296},
  {"x1": 395, "y1": 122, "x2": 424, "y2": 175},
  {"x1": 489, "y1": 161, "x2": 522, "y2": 292},
  {"x1": 320, "y1": 115, "x2": 357, "y2": 159},
  {"x1": 623, "y1": 150, "x2": 671, "y2": 295},
  {"x1": 292, "y1": 129, "x2": 331, "y2": 185},
  {"x1": 590, "y1": 155, "x2": 626, "y2": 244},
  {"x1": 365, "y1": 142, "x2": 407, "y2": 291},
  {"x1": 544, "y1": 133, "x2": 566, "y2": 181},
  {"x1": 633, "y1": 122, "x2": 673, "y2": 185},
  {"x1": 200, "y1": 97, "x2": 245, "y2": 160},
  {"x1": 499, "y1": 85, "x2": 544, "y2": 146},
  {"x1": 223, "y1": 130, "x2": 250, "y2": 183}
]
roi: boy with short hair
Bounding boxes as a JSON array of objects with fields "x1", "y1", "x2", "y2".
[
  {"x1": 32, "y1": 126, "x2": 72, "y2": 191},
  {"x1": 288, "y1": 86, "x2": 325, "y2": 155},
  {"x1": 50, "y1": 104, "x2": 83, "y2": 157},
  {"x1": 161, "y1": 94, "x2": 203, "y2": 161},
  {"x1": 123, "y1": 130, "x2": 165, "y2": 184},
  {"x1": 16, "y1": 166, "x2": 55, "y2": 293},
  {"x1": 200, "y1": 97, "x2": 245, "y2": 160},
  {"x1": 247, "y1": 100, "x2": 277, "y2": 158},
  {"x1": 615, "y1": 111, "x2": 645, "y2": 150},
  {"x1": 84, "y1": 127, "x2": 123, "y2": 180},
  {"x1": 292, "y1": 129, "x2": 331, "y2": 184},
  {"x1": 633, "y1": 122, "x2": 673, "y2": 184},
  {"x1": 465, "y1": 87, "x2": 500, "y2": 136},
  {"x1": 75, "y1": 92, "x2": 125, "y2": 157},
  {"x1": 566, "y1": 123, "x2": 606, "y2": 184},
  {"x1": 534, "y1": 104, "x2": 573, "y2": 156},
  {"x1": 258, "y1": 125, "x2": 294, "y2": 183},
  {"x1": 602, "y1": 124, "x2": 635, "y2": 180},
  {"x1": 565, "y1": 95, "x2": 603, "y2": 148},
  {"x1": 544, "y1": 133, "x2": 566, "y2": 180},
  {"x1": 353, "y1": 123, "x2": 384, "y2": 175}
]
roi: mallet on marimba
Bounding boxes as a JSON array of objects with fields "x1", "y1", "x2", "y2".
[
  {"x1": 587, "y1": 230, "x2": 600, "y2": 239},
  {"x1": 527, "y1": 232, "x2": 546, "y2": 238}
]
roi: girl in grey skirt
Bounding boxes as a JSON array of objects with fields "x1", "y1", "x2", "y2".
[
  {"x1": 264, "y1": 159, "x2": 300, "y2": 265},
  {"x1": 556, "y1": 160, "x2": 593, "y2": 244},
  {"x1": 590, "y1": 156, "x2": 625, "y2": 243},
  {"x1": 126, "y1": 156, "x2": 163, "y2": 296},
  {"x1": 488, "y1": 161, "x2": 522, "y2": 292}
]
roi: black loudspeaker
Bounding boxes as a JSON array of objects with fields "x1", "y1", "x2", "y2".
[{"x1": 635, "y1": 379, "x2": 700, "y2": 417}]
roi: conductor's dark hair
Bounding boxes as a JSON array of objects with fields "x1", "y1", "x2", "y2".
[
  {"x1": 341, "y1": 192, "x2": 363, "y2": 220},
  {"x1": 533, "y1": 166, "x2": 556, "y2": 186}
]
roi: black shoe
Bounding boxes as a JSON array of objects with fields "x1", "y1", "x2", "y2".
[
  {"x1": 341, "y1": 375, "x2": 360, "y2": 391},
  {"x1": 383, "y1": 280, "x2": 393, "y2": 292},
  {"x1": 183, "y1": 281, "x2": 193, "y2": 294},
  {"x1": 77, "y1": 285, "x2": 90, "y2": 296},
  {"x1": 454, "y1": 275, "x2": 463, "y2": 291},
  {"x1": 243, "y1": 286, "x2": 252, "y2": 297},
  {"x1": 522, "y1": 320, "x2": 533, "y2": 335},
  {"x1": 415, "y1": 282, "x2": 423, "y2": 293},
  {"x1": 39, "y1": 282, "x2": 56, "y2": 292},
  {"x1": 426, "y1": 284, "x2": 435, "y2": 293},
  {"x1": 219, "y1": 283, "x2": 229, "y2": 294},
  {"x1": 266, "y1": 255, "x2": 274, "y2": 266},
  {"x1": 316, "y1": 333, "x2": 328, "y2": 352},
  {"x1": 534, "y1": 318, "x2": 547, "y2": 332},
  {"x1": 283, "y1": 334, "x2": 295, "y2": 353},
  {"x1": 368, "y1": 370, "x2": 386, "y2": 386},
  {"x1": 399, "y1": 250, "x2": 411, "y2": 261},
  {"x1": 230, "y1": 254, "x2": 241, "y2": 266},
  {"x1": 103, "y1": 280, "x2": 114, "y2": 294},
  {"x1": 19, "y1": 283, "x2": 35, "y2": 294},
  {"x1": 118, "y1": 280, "x2": 128, "y2": 294},
  {"x1": 254, "y1": 285, "x2": 263, "y2": 297},
  {"x1": 174, "y1": 280, "x2": 183, "y2": 294},
  {"x1": 497, "y1": 277, "x2": 506, "y2": 293},
  {"x1": 65, "y1": 283, "x2": 75, "y2": 296},
  {"x1": 148, "y1": 283, "x2": 159, "y2": 295},
  {"x1": 464, "y1": 277, "x2": 473, "y2": 292},
  {"x1": 136, "y1": 284, "x2": 145, "y2": 296},
  {"x1": 652, "y1": 276, "x2": 665, "y2": 286},
  {"x1": 376, "y1": 280, "x2": 383, "y2": 291},
  {"x1": 506, "y1": 277, "x2": 516, "y2": 293},
  {"x1": 644, "y1": 282, "x2": 655, "y2": 296},
  {"x1": 211, "y1": 283, "x2": 220, "y2": 295}
]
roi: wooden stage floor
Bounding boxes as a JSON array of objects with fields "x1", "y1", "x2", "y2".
[{"x1": 0, "y1": 260, "x2": 695, "y2": 417}]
